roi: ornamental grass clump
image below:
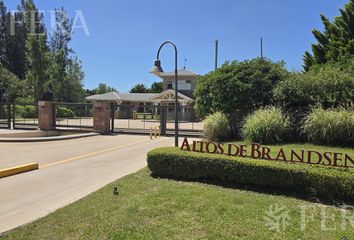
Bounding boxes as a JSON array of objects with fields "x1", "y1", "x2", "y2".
[
  {"x1": 302, "y1": 107, "x2": 354, "y2": 146},
  {"x1": 203, "y1": 112, "x2": 230, "y2": 141},
  {"x1": 242, "y1": 106, "x2": 291, "y2": 144}
]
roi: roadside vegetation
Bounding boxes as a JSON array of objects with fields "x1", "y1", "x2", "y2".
[
  {"x1": 2, "y1": 168, "x2": 354, "y2": 240},
  {"x1": 198, "y1": 0, "x2": 354, "y2": 147},
  {"x1": 148, "y1": 144, "x2": 354, "y2": 203}
]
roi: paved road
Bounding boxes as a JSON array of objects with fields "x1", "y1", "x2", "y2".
[{"x1": 0, "y1": 134, "x2": 187, "y2": 233}]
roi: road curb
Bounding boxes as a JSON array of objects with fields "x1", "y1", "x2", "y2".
[
  {"x1": 0, "y1": 163, "x2": 39, "y2": 178},
  {"x1": 0, "y1": 132, "x2": 99, "y2": 142}
]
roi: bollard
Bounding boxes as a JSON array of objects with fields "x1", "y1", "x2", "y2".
[{"x1": 150, "y1": 127, "x2": 153, "y2": 140}]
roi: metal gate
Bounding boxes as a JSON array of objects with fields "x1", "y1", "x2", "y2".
[
  {"x1": 0, "y1": 102, "x2": 39, "y2": 130},
  {"x1": 54, "y1": 102, "x2": 93, "y2": 130},
  {"x1": 111, "y1": 104, "x2": 203, "y2": 136},
  {"x1": 13, "y1": 102, "x2": 38, "y2": 130}
]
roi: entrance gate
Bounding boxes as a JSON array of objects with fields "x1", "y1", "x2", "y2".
[
  {"x1": 111, "y1": 104, "x2": 203, "y2": 136},
  {"x1": 54, "y1": 102, "x2": 93, "y2": 130},
  {"x1": 13, "y1": 102, "x2": 38, "y2": 129},
  {"x1": 0, "y1": 102, "x2": 39, "y2": 130}
]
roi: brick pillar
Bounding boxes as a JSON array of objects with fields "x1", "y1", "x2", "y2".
[
  {"x1": 38, "y1": 101, "x2": 55, "y2": 130},
  {"x1": 93, "y1": 102, "x2": 111, "y2": 134}
]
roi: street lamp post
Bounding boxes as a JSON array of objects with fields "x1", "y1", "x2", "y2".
[{"x1": 150, "y1": 41, "x2": 179, "y2": 147}]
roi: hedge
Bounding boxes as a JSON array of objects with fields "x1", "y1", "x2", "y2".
[
  {"x1": 15, "y1": 105, "x2": 37, "y2": 118},
  {"x1": 56, "y1": 107, "x2": 75, "y2": 118},
  {"x1": 147, "y1": 147, "x2": 354, "y2": 203}
]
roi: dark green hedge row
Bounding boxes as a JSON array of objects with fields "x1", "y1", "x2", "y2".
[{"x1": 147, "y1": 147, "x2": 354, "y2": 203}]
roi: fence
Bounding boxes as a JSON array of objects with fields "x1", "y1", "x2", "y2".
[
  {"x1": 165, "y1": 105, "x2": 203, "y2": 132},
  {"x1": 112, "y1": 104, "x2": 203, "y2": 135},
  {"x1": 54, "y1": 102, "x2": 93, "y2": 130},
  {"x1": 13, "y1": 102, "x2": 38, "y2": 130},
  {"x1": 0, "y1": 102, "x2": 39, "y2": 130}
]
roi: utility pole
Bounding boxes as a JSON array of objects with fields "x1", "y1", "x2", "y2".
[
  {"x1": 260, "y1": 37, "x2": 264, "y2": 107},
  {"x1": 260, "y1": 37, "x2": 263, "y2": 60},
  {"x1": 214, "y1": 40, "x2": 219, "y2": 70}
]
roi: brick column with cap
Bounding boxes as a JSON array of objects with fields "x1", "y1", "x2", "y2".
[
  {"x1": 38, "y1": 101, "x2": 55, "y2": 130},
  {"x1": 93, "y1": 102, "x2": 111, "y2": 134}
]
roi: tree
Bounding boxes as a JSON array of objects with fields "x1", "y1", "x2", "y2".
[
  {"x1": 0, "y1": 66, "x2": 23, "y2": 101},
  {"x1": 94, "y1": 83, "x2": 116, "y2": 94},
  {"x1": 0, "y1": 1, "x2": 8, "y2": 67},
  {"x1": 26, "y1": 34, "x2": 51, "y2": 102},
  {"x1": 23, "y1": 0, "x2": 51, "y2": 102},
  {"x1": 4, "y1": 5, "x2": 27, "y2": 79},
  {"x1": 303, "y1": 0, "x2": 354, "y2": 71},
  {"x1": 60, "y1": 57, "x2": 85, "y2": 102},
  {"x1": 149, "y1": 82, "x2": 163, "y2": 93},
  {"x1": 0, "y1": 1, "x2": 86, "y2": 103},
  {"x1": 130, "y1": 84, "x2": 148, "y2": 93},
  {"x1": 195, "y1": 58, "x2": 289, "y2": 118},
  {"x1": 273, "y1": 65, "x2": 354, "y2": 109},
  {"x1": 50, "y1": 7, "x2": 73, "y2": 102}
]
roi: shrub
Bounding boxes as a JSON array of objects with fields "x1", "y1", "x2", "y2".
[
  {"x1": 15, "y1": 105, "x2": 37, "y2": 118},
  {"x1": 203, "y1": 112, "x2": 230, "y2": 141},
  {"x1": 0, "y1": 67, "x2": 23, "y2": 102},
  {"x1": 147, "y1": 147, "x2": 354, "y2": 203},
  {"x1": 22, "y1": 105, "x2": 37, "y2": 118},
  {"x1": 302, "y1": 107, "x2": 354, "y2": 146},
  {"x1": 273, "y1": 66, "x2": 354, "y2": 110},
  {"x1": 56, "y1": 107, "x2": 75, "y2": 118},
  {"x1": 241, "y1": 106, "x2": 290, "y2": 144},
  {"x1": 195, "y1": 58, "x2": 289, "y2": 119}
]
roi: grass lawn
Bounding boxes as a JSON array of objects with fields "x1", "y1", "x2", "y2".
[{"x1": 2, "y1": 166, "x2": 354, "y2": 239}]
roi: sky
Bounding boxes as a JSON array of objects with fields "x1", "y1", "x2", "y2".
[{"x1": 4, "y1": 0, "x2": 349, "y2": 92}]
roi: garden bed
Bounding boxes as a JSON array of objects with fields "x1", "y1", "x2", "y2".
[{"x1": 147, "y1": 145, "x2": 354, "y2": 203}]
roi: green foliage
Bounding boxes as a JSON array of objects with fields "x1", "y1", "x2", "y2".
[
  {"x1": 59, "y1": 57, "x2": 85, "y2": 102},
  {"x1": 56, "y1": 106, "x2": 75, "y2": 118},
  {"x1": 147, "y1": 147, "x2": 354, "y2": 203},
  {"x1": 273, "y1": 65, "x2": 354, "y2": 109},
  {"x1": 26, "y1": 34, "x2": 51, "y2": 102},
  {"x1": 129, "y1": 82, "x2": 163, "y2": 93},
  {"x1": 0, "y1": 66, "x2": 23, "y2": 101},
  {"x1": 195, "y1": 58, "x2": 289, "y2": 119},
  {"x1": 0, "y1": 1, "x2": 86, "y2": 102},
  {"x1": 50, "y1": 8, "x2": 85, "y2": 102},
  {"x1": 2, "y1": 167, "x2": 352, "y2": 239},
  {"x1": 92, "y1": 83, "x2": 117, "y2": 94},
  {"x1": 129, "y1": 84, "x2": 149, "y2": 93},
  {"x1": 0, "y1": 1, "x2": 7, "y2": 67},
  {"x1": 203, "y1": 112, "x2": 230, "y2": 141},
  {"x1": 2, "y1": 2, "x2": 27, "y2": 79},
  {"x1": 15, "y1": 105, "x2": 36, "y2": 118},
  {"x1": 302, "y1": 107, "x2": 354, "y2": 146},
  {"x1": 303, "y1": 0, "x2": 354, "y2": 71},
  {"x1": 149, "y1": 82, "x2": 163, "y2": 93},
  {"x1": 242, "y1": 106, "x2": 291, "y2": 144}
]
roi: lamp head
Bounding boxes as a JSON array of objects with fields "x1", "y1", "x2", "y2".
[{"x1": 150, "y1": 59, "x2": 164, "y2": 76}]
